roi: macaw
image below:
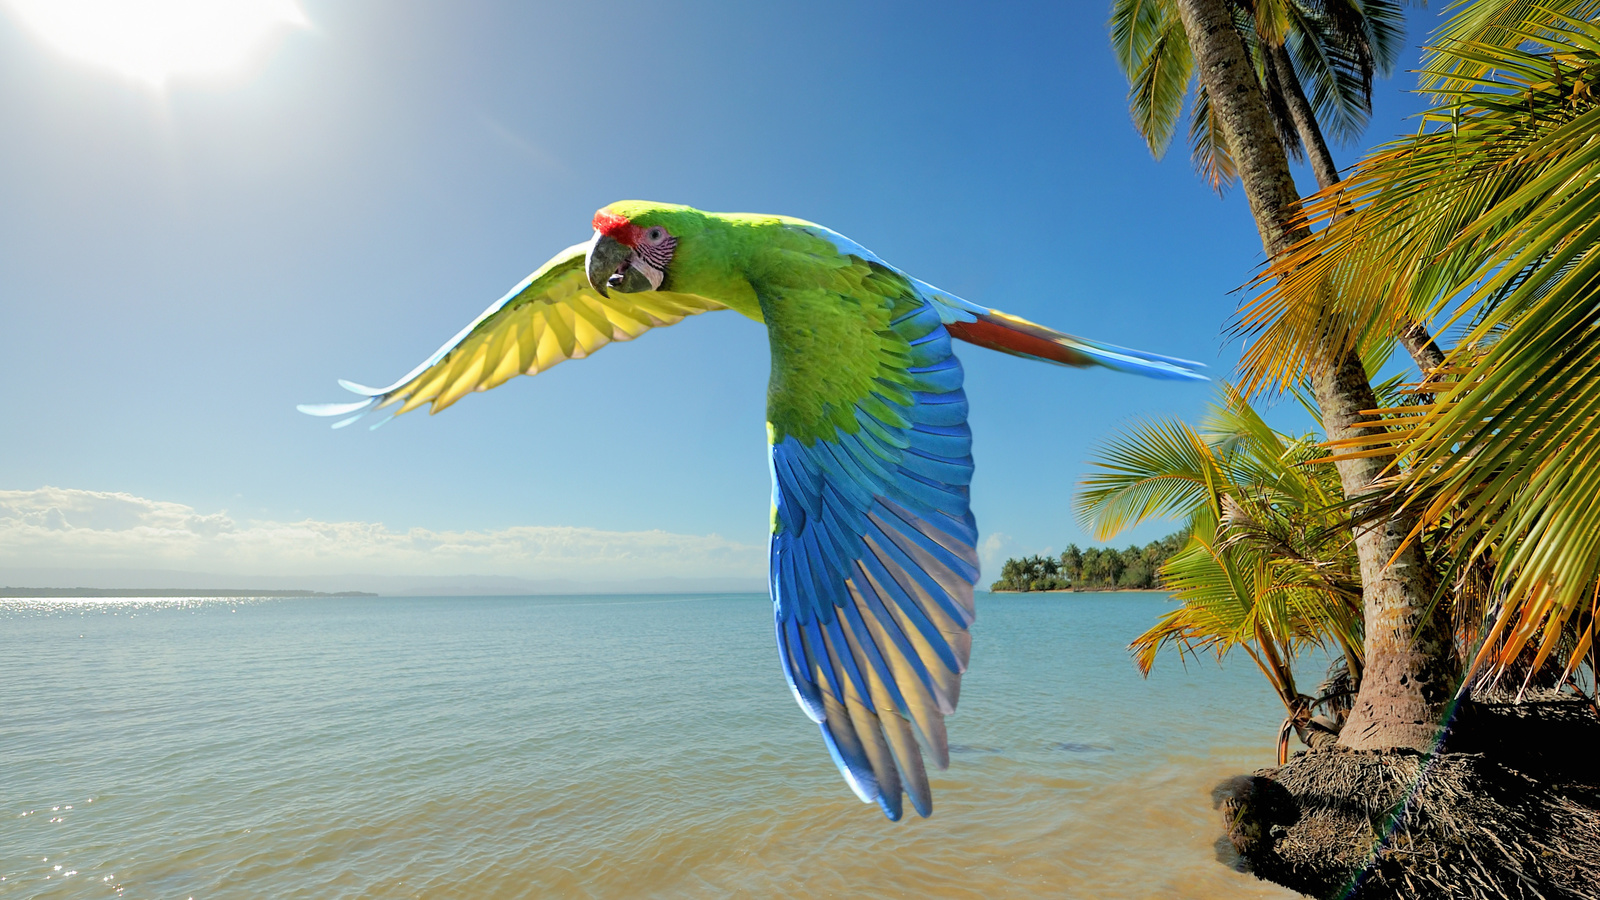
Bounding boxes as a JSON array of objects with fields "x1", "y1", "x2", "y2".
[{"x1": 301, "y1": 201, "x2": 1203, "y2": 820}]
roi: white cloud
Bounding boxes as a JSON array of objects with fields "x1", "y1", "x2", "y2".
[
  {"x1": 0, "y1": 486, "x2": 765, "y2": 581},
  {"x1": 979, "y1": 531, "x2": 1010, "y2": 574}
]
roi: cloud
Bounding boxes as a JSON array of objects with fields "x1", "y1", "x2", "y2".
[
  {"x1": 978, "y1": 531, "x2": 1009, "y2": 574},
  {"x1": 0, "y1": 486, "x2": 765, "y2": 581}
]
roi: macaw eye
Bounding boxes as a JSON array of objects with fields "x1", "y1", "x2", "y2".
[{"x1": 646, "y1": 227, "x2": 666, "y2": 243}]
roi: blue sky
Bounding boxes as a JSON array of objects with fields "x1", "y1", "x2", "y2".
[{"x1": 0, "y1": 1, "x2": 1443, "y2": 589}]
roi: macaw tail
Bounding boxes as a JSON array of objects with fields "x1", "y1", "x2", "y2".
[{"x1": 946, "y1": 309, "x2": 1206, "y2": 381}]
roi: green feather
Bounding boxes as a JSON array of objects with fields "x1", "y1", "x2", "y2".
[{"x1": 599, "y1": 203, "x2": 927, "y2": 447}]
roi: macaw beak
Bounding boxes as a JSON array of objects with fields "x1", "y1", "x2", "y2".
[
  {"x1": 585, "y1": 232, "x2": 631, "y2": 297},
  {"x1": 586, "y1": 232, "x2": 657, "y2": 296}
]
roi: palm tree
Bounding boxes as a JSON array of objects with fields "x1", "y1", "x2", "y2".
[
  {"x1": 1110, "y1": 0, "x2": 1457, "y2": 753},
  {"x1": 1112, "y1": 0, "x2": 1404, "y2": 193},
  {"x1": 991, "y1": 554, "x2": 1070, "y2": 592},
  {"x1": 1113, "y1": 0, "x2": 1451, "y2": 373},
  {"x1": 1078, "y1": 385, "x2": 1367, "y2": 759},
  {"x1": 1237, "y1": 3, "x2": 1600, "y2": 690}
]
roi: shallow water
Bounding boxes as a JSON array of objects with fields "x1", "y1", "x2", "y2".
[{"x1": 1, "y1": 592, "x2": 1302, "y2": 898}]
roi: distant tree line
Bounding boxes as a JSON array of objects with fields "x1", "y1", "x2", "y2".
[{"x1": 989, "y1": 531, "x2": 1186, "y2": 592}]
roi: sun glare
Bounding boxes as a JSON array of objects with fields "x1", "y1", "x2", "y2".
[{"x1": 5, "y1": 0, "x2": 307, "y2": 86}]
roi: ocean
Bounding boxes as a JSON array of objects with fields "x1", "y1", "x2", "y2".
[{"x1": 1, "y1": 592, "x2": 1302, "y2": 898}]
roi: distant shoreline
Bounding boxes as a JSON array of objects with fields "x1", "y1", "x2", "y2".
[
  {"x1": 986, "y1": 588, "x2": 1170, "y2": 594},
  {"x1": 1, "y1": 587, "x2": 1168, "y2": 599},
  {"x1": 0, "y1": 588, "x2": 379, "y2": 598}
]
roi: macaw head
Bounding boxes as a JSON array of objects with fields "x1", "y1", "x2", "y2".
[{"x1": 585, "y1": 202, "x2": 689, "y2": 296}]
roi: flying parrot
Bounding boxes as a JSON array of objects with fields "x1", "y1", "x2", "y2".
[{"x1": 301, "y1": 201, "x2": 1203, "y2": 821}]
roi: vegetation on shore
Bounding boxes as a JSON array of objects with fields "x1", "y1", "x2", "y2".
[
  {"x1": 1100, "y1": 0, "x2": 1600, "y2": 895},
  {"x1": 988, "y1": 532, "x2": 1185, "y2": 591}
]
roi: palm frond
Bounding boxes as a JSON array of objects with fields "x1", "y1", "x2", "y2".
[
  {"x1": 1076, "y1": 418, "x2": 1222, "y2": 540},
  {"x1": 1111, "y1": 0, "x2": 1173, "y2": 73},
  {"x1": 1286, "y1": 1, "x2": 1377, "y2": 142},
  {"x1": 1189, "y1": 84, "x2": 1241, "y2": 193},
  {"x1": 1236, "y1": 25, "x2": 1600, "y2": 394},
  {"x1": 1084, "y1": 387, "x2": 1365, "y2": 706},
  {"x1": 1128, "y1": 4, "x2": 1196, "y2": 157},
  {"x1": 1131, "y1": 514, "x2": 1362, "y2": 706},
  {"x1": 1234, "y1": 14, "x2": 1600, "y2": 682},
  {"x1": 1421, "y1": 0, "x2": 1600, "y2": 93}
]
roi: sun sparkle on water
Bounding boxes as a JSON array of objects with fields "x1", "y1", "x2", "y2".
[{"x1": 5, "y1": 0, "x2": 306, "y2": 85}]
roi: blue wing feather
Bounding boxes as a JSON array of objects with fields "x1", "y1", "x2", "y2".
[
  {"x1": 905, "y1": 361, "x2": 964, "y2": 394},
  {"x1": 770, "y1": 288, "x2": 979, "y2": 821},
  {"x1": 882, "y1": 469, "x2": 968, "y2": 522},
  {"x1": 854, "y1": 547, "x2": 964, "y2": 676},
  {"x1": 905, "y1": 391, "x2": 968, "y2": 427},
  {"x1": 879, "y1": 498, "x2": 979, "y2": 571},
  {"x1": 769, "y1": 224, "x2": 1200, "y2": 820},
  {"x1": 778, "y1": 617, "x2": 824, "y2": 721},
  {"x1": 896, "y1": 447, "x2": 973, "y2": 486},
  {"x1": 853, "y1": 407, "x2": 909, "y2": 450},
  {"x1": 838, "y1": 598, "x2": 914, "y2": 716},
  {"x1": 905, "y1": 426, "x2": 971, "y2": 459}
]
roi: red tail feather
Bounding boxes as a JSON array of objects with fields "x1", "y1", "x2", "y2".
[{"x1": 946, "y1": 312, "x2": 1095, "y2": 368}]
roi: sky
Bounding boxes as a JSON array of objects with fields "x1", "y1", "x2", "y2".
[{"x1": 0, "y1": 0, "x2": 1445, "y2": 592}]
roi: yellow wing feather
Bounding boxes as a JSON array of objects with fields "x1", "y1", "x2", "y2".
[
  {"x1": 343, "y1": 242, "x2": 726, "y2": 419},
  {"x1": 485, "y1": 320, "x2": 527, "y2": 389},
  {"x1": 543, "y1": 302, "x2": 579, "y2": 360}
]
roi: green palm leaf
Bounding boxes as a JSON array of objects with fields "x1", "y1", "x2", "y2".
[
  {"x1": 1114, "y1": 0, "x2": 1195, "y2": 157},
  {"x1": 1234, "y1": 11, "x2": 1600, "y2": 683},
  {"x1": 1081, "y1": 387, "x2": 1365, "y2": 720}
]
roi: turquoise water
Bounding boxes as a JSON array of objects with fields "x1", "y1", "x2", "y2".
[{"x1": 1, "y1": 593, "x2": 1301, "y2": 898}]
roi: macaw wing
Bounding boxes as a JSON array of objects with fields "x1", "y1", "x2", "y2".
[
  {"x1": 765, "y1": 262, "x2": 980, "y2": 822},
  {"x1": 298, "y1": 242, "x2": 727, "y2": 427}
]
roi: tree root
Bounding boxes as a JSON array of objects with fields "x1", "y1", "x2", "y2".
[{"x1": 1215, "y1": 694, "x2": 1600, "y2": 899}]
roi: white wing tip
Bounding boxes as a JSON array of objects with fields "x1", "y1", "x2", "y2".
[
  {"x1": 337, "y1": 379, "x2": 388, "y2": 396},
  {"x1": 297, "y1": 398, "x2": 377, "y2": 417}
]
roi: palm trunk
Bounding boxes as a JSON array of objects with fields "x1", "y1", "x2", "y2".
[
  {"x1": 1175, "y1": 0, "x2": 1456, "y2": 752},
  {"x1": 1267, "y1": 47, "x2": 1451, "y2": 382},
  {"x1": 1311, "y1": 348, "x2": 1456, "y2": 750},
  {"x1": 1266, "y1": 43, "x2": 1342, "y2": 190},
  {"x1": 1176, "y1": 0, "x2": 1301, "y2": 253},
  {"x1": 1399, "y1": 320, "x2": 1447, "y2": 374}
]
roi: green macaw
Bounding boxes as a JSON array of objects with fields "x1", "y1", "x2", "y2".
[{"x1": 302, "y1": 201, "x2": 1203, "y2": 820}]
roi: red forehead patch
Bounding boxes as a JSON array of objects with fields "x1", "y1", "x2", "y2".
[{"x1": 592, "y1": 210, "x2": 643, "y2": 247}]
